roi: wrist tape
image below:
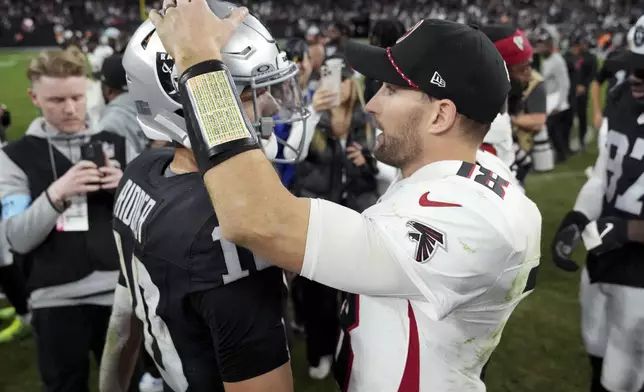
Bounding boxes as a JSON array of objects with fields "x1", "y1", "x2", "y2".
[{"x1": 178, "y1": 60, "x2": 259, "y2": 173}]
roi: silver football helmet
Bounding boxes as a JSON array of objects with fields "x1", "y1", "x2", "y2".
[{"x1": 123, "y1": 1, "x2": 309, "y2": 163}]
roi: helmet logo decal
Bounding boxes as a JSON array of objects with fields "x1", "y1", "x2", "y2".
[
  {"x1": 156, "y1": 52, "x2": 180, "y2": 103},
  {"x1": 634, "y1": 26, "x2": 644, "y2": 48},
  {"x1": 252, "y1": 63, "x2": 275, "y2": 76}
]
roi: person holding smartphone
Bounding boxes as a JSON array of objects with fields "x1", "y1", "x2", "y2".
[
  {"x1": 295, "y1": 54, "x2": 379, "y2": 212},
  {"x1": 0, "y1": 47, "x2": 136, "y2": 391},
  {"x1": 289, "y1": 54, "x2": 380, "y2": 380}
]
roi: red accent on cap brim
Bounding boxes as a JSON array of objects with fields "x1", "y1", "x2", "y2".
[{"x1": 345, "y1": 40, "x2": 413, "y2": 89}]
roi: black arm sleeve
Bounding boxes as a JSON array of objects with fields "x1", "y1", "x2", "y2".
[{"x1": 188, "y1": 268, "x2": 289, "y2": 383}]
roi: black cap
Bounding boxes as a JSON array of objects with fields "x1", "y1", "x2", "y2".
[
  {"x1": 345, "y1": 19, "x2": 510, "y2": 124},
  {"x1": 100, "y1": 54, "x2": 127, "y2": 91},
  {"x1": 481, "y1": 24, "x2": 517, "y2": 42}
]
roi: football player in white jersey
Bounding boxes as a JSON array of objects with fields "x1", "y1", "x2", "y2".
[{"x1": 150, "y1": 4, "x2": 542, "y2": 391}]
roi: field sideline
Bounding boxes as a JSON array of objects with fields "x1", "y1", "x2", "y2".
[{"x1": 0, "y1": 49, "x2": 600, "y2": 392}]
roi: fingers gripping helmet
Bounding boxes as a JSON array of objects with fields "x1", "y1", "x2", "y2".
[{"x1": 123, "y1": 1, "x2": 310, "y2": 163}]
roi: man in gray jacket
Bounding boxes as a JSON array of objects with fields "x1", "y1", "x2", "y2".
[
  {"x1": 98, "y1": 54, "x2": 152, "y2": 155},
  {"x1": 0, "y1": 48, "x2": 135, "y2": 392},
  {"x1": 534, "y1": 28, "x2": 572, "y2": 163}
]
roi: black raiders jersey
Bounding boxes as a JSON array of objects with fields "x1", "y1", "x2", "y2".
[
  {"x1": 587, "y1": 82, "x2": 644, "y2": 288},
  {"x1": 112, "y1": 148, "x2": 289, "y2": 391},
  {"x1": 596, "y1": 49, "x2": 628, "y2": 92}
]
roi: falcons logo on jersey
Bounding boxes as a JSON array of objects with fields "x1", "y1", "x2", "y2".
[{"x1": 406, "y1": 220, "x2": 446, "y2": 263}]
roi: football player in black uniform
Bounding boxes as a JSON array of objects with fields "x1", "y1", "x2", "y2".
[
  {"x1": 98, "y1": 2, "x2": 310, "y2": 391},
  {"x1": 552, "y1": 16, "x2": 644, "y2": 392}
]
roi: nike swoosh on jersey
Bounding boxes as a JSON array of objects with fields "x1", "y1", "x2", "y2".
[
  {"x1": 599, "y1": 222, "x2": 614, "y2": 239},
  {"x1": 418, "y1": 192, "x2": 462, "y2": 208}
]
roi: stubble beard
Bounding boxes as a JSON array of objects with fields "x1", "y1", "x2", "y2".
[{"x1": 373, "y1": 111, "x2": 422, "y2": 169}]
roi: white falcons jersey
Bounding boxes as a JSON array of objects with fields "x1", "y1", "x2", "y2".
[
  {"x1": 475, "y1": 149, "x2": 521, "y2": 190},
  {"x1": 382, "y1": 150, "x2": 521, "y2": 195},
  {"x1": 305, "y1": 160, "x2": 542, "y2": 391}
]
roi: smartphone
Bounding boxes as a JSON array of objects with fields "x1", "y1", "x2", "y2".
[
  {"x1": 319, "y1": 65, "x2": 341, "y2": 107},
  {"x1": 81, "y1": 141, "x2": 106, "y2": 167}
]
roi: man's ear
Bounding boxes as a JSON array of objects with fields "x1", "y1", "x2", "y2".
[
  {"x1": 27, "y1": 87, "x2": 40, "y2": 109},
  {"x1": 427, "y1": 99, "x2": 457, "y2": 135}
]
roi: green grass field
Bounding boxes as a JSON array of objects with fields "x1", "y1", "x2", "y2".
[{"x1": 0, "y1": 50, "x2": 600, "y2": 392}]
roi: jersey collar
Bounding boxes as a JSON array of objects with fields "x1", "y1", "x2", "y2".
[
  {"x1": 399, "y1": 160, "x2": 467, "y2": 186},
  {"x1": 410, "y1": 160, "x2": 467, "y2": 182}
]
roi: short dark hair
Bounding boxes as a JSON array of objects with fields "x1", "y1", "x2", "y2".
[
  {"x1": 459, "y1": 114, "x2": 491, "y2": 143},
  {"x1": 422, "y1": 94, "x2": 490, "y2": 142}
]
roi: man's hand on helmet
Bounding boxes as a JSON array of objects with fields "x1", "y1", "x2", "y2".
[{"x1": 149, "y1": 0, "x2": 248, "y2": 73}]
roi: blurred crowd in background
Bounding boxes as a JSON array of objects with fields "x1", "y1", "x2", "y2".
[{"x1": 1, "y1": 0, "x2": 642, "y2": 51}]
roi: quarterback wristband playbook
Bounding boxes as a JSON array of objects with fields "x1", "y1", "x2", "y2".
[{"x1": 178, "y1": 60, "x2": 260, "y2": 173}]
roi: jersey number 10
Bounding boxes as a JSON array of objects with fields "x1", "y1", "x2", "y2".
[{"x1": 212, "y1": 226, "x2": 271, "y2": 285}]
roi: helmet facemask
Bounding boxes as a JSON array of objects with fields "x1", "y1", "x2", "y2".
[
  {"x1": 125, "y1": 11, "x2": 311, "y2": 165},
  {"x1": 235, "y1": 57, "x2": 310, "y2": 164}
]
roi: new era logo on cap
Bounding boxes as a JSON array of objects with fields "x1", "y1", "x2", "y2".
[{"x1": 430, "y1": 71, "x2": 445, "y2": 88}]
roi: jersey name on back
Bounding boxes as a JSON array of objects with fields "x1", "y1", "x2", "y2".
[{"x1": 114, "y1": 178, "x2": 157, "y2": 243}]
